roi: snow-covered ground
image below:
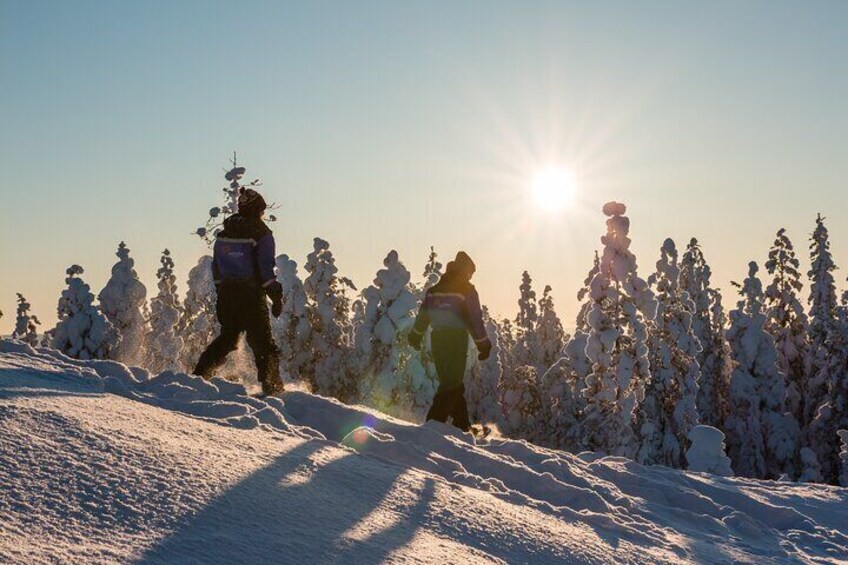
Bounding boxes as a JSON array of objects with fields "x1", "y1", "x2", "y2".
[{"x1": 1, "y1": 340, "x2": 846, "y2": 564}]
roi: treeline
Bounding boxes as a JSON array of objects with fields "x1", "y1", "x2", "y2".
[{"x1": 4, "y1": 202, "x2": 848, "y2": 485}]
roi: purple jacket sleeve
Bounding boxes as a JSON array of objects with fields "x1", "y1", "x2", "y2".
[
  {"x1": 256, "y1": 234, "x2": 277, "y2": 288},
  {"x1": 465, "y1": 289, "x2": 490, "y2": 348},
  {"x1": 212, "y1": 245, "x2": 221, "y2": 284},
  {"x1": 411, "y1": 293, "x2": 431, "y2": 337}
]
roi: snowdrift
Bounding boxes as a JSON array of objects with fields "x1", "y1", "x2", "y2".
[{"x1": 1, "y1": 340, "x2": 846, "y2": 564}]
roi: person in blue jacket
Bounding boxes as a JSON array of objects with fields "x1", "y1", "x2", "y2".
[
  {"x1": 409, "y1": 251, "x2": 492, "y2": 431},
  {"x1": 194, "y1": 188, "x2": 285, "y2": 396}
]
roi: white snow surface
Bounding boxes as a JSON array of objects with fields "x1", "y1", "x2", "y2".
[{"x1": 1, "y1": 340, "x2": 847, "y2": 565}]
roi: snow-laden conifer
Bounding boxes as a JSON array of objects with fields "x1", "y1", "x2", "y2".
[
  {"x1": 725, "y1": 262, "x2": 798, "y2": 479},
  {"x1": 802, "y1": 215, "x2": 848, "y2": 482},
  {"x1": 764, "y1": 229, "x2": 810, "y2": 425},
  {"x1": 99, "y1": 242, "x2": 148, "y2": 365},
  {"x1": 12, "y1": 293, "x2": 40, "y2": 346},
  {"x1": 304, "y1": 238, "x2": 357, "y2": 400},
  {"x1": 420, "y1": 246, "x2": 443, "y2": 296},
  {"x1": 180, "y1": 256, "x2": 219, "y2": 370},
  {"x1": 499, "y1": 365, "x2": 545, "y2": 442},
  {"x1": 51, "y1": 265, "x2": 119, "y2": 360},
  {"x1": 145, "y1": 250, "x2": 184, "y2": 373},
  {"x1": 536, "y1": 285, "x2": 566, "y2": 373},
  {"x1": 680, "y1": 238, "x2": 732, "y2": 429},
  {"x1": 274, "y1": 254, "x2": 312, "y2": 381},
  {"x1": 544, "y1": 252, "x2": 600, "y2": 451},
  {"x1": 512, "y1": 271, "x2": 540, "y2": 370},
  {"x1": 638, "y1": 238, "x2": 701, "y2": 468},
  {"x1": 686, "y1": 425, "x2": 733, "y2": 477},
  {"x1": 355, "y1": 250, "x2": 421, "y2": 417},
  {"x1": 580, "y1": 202, "x2": 657, "y2": 458}
]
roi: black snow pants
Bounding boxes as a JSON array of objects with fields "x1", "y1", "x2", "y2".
[
  {"x1": 426, "y1": 328, "x2": 471, "y2": 431},
  {"x1": 194, "y1": 281, "x2": 282, "y2": 391}
]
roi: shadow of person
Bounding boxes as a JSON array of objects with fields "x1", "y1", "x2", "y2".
[
  {"x1": 321, "y1": 477, "x2": 437, "y2": 564},
  {"x1": 137, "y1": 439, "x2": 421, "y2": 565}
]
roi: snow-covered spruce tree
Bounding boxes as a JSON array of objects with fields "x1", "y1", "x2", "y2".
[
  {"x1": 355, "y1": 250, "x2": 422, "y2": 418},
  {"x1": 764, "y1": 229, "x2": 810, "y2": 426},
  {"x1": 499, "y1": 364, "x2": 546, "y2": 442},
  {"x1": 50, "y1": 265, "x2": 119, "y2": 360},
  {"x1": 512, "y1": 271, "x2": 541, "y2": 370},
  {"x1": 724, "y1": 262, "x2": 798, "y2": 479},
  {"x1": 802, "y1": 215, "x2": 848, "y2": 483},
  {"x1": 145, "y1": 250, "x2": 185, "y2": 373},
  {"x1": 466, "y1": 306, "x2": 503, "y2": 426},
  {"x1": 798, "y1": 447, "x2": 823, "y2": 483},
  {"x1": 180, "y1": 256, "x2": 219, "y2": 370},
  {"x1": 637, "y1": 238, "x2": 701, "y2": 469},
  {"x1": 420, "y1": 246, "x2": 443, "y2": 296},
  {"x1": 303, "y1": 237, "x2": 357, "y2": 401},
  {"x1": 12, "y1": 293, "x2": 41, "y2": 346},
  {"x1": 545, "y1": 252, "x2": 600, "y2": 452},
  {"x1": 273, "y1": 254, "x2": 312, "y2": 381},
  {"x1": 680, "y1": 238, "x2": 732, "y2": 429},
  {"x1": 579, "y1": 202, "x2": 658, "y2": 459},
  {"x1": 195, "y1": 155, "x2": 274, "y2": 244},
  {"x1": 536, "y1": 285, "x2": 567, "y2": 373},
  {"x1": 99, "y1": 242, "x2": 148, "y2": 365},
  {"x1": 686, "y1": 425, "x2": 733, "y2": 477},
  {"x1": 496, "y1": 317, "x2": 517, "y2": 380}
]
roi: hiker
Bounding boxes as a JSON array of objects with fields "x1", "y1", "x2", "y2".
[
  {"x1": 194, "y1": 187, "x2": 285, "y2": 396},
  {"x1": 409, "y1": 251, "x2": 492, "y2": 431}
]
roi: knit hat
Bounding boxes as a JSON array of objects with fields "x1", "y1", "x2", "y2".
[
  {"x1": 238, "y1": 188, "x2": 267, "y2": 217},
  {"x1": 453, "y1": 251, "x2": 476, "y2": 276}
]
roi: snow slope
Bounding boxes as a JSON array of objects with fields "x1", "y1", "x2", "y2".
[{"x1": 1, "y1": 341, "x2": 846, "y2": 564}]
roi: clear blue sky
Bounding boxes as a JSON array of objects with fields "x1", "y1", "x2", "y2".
[{"x1": 1, "y1": 0, "x2": 847, "y2": 334}]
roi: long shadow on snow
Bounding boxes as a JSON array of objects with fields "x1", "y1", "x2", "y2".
[{"x1": 137, "y1": 439, "x2": 424, "y2": 565}]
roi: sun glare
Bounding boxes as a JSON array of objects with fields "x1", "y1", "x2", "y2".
[{"x1": 531, "y1": 167, "x2": 577, "y2": 212}]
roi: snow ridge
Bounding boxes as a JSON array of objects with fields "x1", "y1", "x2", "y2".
[{"x1": 2, "y1": 340, "x2": 847, "y2": 564}]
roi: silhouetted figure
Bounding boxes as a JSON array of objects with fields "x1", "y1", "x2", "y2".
[
  {"x1": 194, "y1": 188, "x2": 285, "y2": 396},
  {"x1": 409, "y1": 252, "x2": 492, "y2": 431}
]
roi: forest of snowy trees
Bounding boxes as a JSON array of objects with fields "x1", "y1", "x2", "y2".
[{"x1": 5, "y1": 167, "x2": 848, "y2": 486}]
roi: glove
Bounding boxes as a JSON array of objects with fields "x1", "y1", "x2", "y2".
[
  {"x1": 266, "y1": 281, "x2": 284, "y2": 318},
  {"x1": 477, "y1": 339, "x2": 492, "y2": 361},
  {"x1": 408, "y1": 330, "x2": 423, "y2": 351}
]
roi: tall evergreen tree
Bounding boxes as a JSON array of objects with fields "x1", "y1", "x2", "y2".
[
  {"x1": 536, "y1": 285, "x2": 567, "y2": 373},
  {"x1": 764, "y1": 229, "x2": 810, "y2": 425},
  {"x1": 304, "y1": 238, "x2": 357, "y2": 400},
  {"x1": 145, "y1": 250, "x2": 184, "y2": 373},
  {"x1": 680, "y1": 238, "x2": 732, "y2": 429},
  {"x1": 803, "y1": 215, "x2": 848, "y2": 483},
  {"x1": 512, "y1": 271, "x2": 540, "y2": 369},
  {"x1": 273, "y1": 254, "x2": 312, "y2": 381},
  {"x1": 355, "y1": 250, "x2": 422, "y2": 417},
  {"x1": 99, "y1": 242, "x2": 148, "y2": 365},
  {"x1": 725, "y1": 262, "x2": 798, "y2": 479},
  {"x1": 180, "y1": 256, "x2": 219, "y2": 371},
  {"x1": 580, "y1": 202, "x2": 658, "y2": 458},
  {"x1": 638, "y1": 238, "x2": 701, "y2": 468}
]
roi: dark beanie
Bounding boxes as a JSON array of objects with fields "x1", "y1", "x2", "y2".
[
  {"x1": 238, "y1": 188, "x2": 267, "y2": 217},
  {"x1": 454, "y1": 251, "x2": 476, "y2": 274}
]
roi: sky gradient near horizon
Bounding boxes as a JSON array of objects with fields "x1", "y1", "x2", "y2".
[{"x1": 2, "y1": 0, "x2": 847, "y2": 335}]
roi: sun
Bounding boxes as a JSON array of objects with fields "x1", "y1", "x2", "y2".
[{"x1": 531, "y1": 167, "x2": 577, "y2": 212}]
